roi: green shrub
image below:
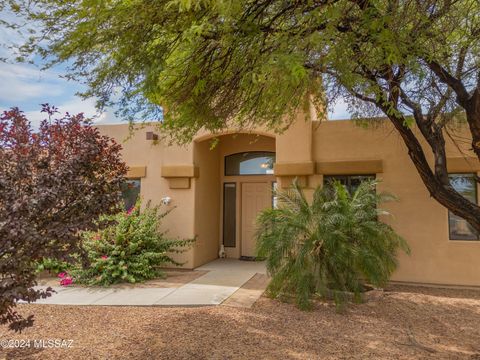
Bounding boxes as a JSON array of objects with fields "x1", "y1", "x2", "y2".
[
  {"x1": 73, "y1": 201, "x2": 194, "y2": 286},
  {"x1": 256, "y1": 179, "x2": 410, "y2": 309},
  {"x1": 35, "y1": 257, "x2": 71, "y2": 275}
]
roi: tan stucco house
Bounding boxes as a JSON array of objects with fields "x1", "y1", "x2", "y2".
[{"x1": 97, "y1": 112, "x2": 480, "y2": 287}]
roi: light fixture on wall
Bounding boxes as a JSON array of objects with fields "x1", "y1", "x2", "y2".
[
  {"x1": 161, "y1": 196, "x2": 172, "y2": 205},
  {"x1": 260, "y1": 162, "x2": 269, "y2": 169}
]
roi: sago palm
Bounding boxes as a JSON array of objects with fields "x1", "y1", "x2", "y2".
[{"x1": 256, "y1": 179, "x2": 410, "y2": 309}]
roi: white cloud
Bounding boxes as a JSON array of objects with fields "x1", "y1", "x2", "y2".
[
  {"x1": 0, "y1": 10, "x2": 32, "y2": 60},
  {"x1": 0, "y1": 62, "x2": 65, "y2": 102},
  {"x1": 0, "y1": 13, "x2": 123, "y2": 126},
  {"x1": 0, "y1": 10, "x2": 67, "y2": 103},
  {"x1": 23, "y1": 96, "x2": 121, "y2": 128}
]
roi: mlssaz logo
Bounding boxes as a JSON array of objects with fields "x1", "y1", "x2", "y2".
[{"x1": 33, "y1": 339, "x2": 74, "y2": 348}]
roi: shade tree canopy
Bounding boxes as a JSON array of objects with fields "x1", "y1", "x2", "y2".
[{"x1": 5, "y1": 0, "x2": 480, "y2": 231}]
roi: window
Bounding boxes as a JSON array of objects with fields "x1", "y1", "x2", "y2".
[
  {"x1": 225, "y1": 152, "x2": 275, "y2": 176},
  {"x1": 449, "y1": 174, "x2": 478, "y2": 240},
  {"x1": 323, "y1": 175, "x2": 375, "y2": 194},
  {"x1": 223, "y1": 183, "x2": 236, "y2": 247},
  {"x1": 121, "y1": 179, "x2": 141, "y2": 210}
]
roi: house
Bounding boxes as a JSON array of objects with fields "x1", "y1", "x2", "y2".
[{"x1": 97, "y1": 112, "x2": 480, "y2": 287}]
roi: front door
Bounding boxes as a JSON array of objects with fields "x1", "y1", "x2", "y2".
[{"x1": 241, "y1": 182, "x2": 271, "y2": 257}]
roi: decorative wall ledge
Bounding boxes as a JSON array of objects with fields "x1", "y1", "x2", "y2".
[
  {"x1": 447, "y1": 157, "x2": 480, "y2": 173},
  {"x1": 316, "y1": 159, "x2": 383, "y2": 175},
  {"x1": 161, "y1": 165, "x2": 199, "y2": 189},
  {"x1": 274, "y1": 161, "x2": 315, "y2": 176},
  {"x1": 126, "y1": 166, "x2": 147, "y2": 178},
  {"x1": 161, "y1": 165, "x2": 199, "y2": 178},
  {"x1": 278, "y1": 176, "x2": 308, "y2": 189}
]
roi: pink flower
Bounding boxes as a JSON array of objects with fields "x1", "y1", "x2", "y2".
[
  {"x1": 58, "y1": 272, "x2": 73, "y2": 286},
  {"x1": 101, "y1": 255, "x2": 108, "y2": 260},
  {"x1": 60, "y1": 277, "x2": 73, "y2": 286},
  {"x1": 126, "y1": 207, "x2": 135, "y2": 215}
]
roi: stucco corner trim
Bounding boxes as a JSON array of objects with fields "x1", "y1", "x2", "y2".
[
  {"x1": 447, "y1": 157, "x2": 480, "y2": 173},
  {"x1": 126, "y1": 166, "x2": 147, "y2": 178},
  {"x1": 274, "y1": 161, "x2": 315, "y2": 176},
  {"x1": 161, "y1": 165, "x2": 199, "y2": 178},
  {"x1": 316, "y1": 159, "x2": 383, "y2": 175}
]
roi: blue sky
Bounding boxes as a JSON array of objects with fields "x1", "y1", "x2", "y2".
[
  {"x1": 0, "y1": 10, "x2": 120, "y2": 127},
  {"x1": 0, "y1": 12, "x2": 351, "y2": 127}
]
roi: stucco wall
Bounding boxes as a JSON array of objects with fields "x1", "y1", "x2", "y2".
[
  {"x1": 310, "y1": 120, "x2": 480, "y2": 286},
  {"x1": 97, "y1": 119, "x2": 479, "y2": 286},
  {"x1": 193, "y1": 140, "x2": 220, "y2": 267},
  {"x1": 276, "y1": 112, "x2": 312, "y2": 163},
  {"x1": 97, "y1": 124, "x2": 196, "y2": 268}
]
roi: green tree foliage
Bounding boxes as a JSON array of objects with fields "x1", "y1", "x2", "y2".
[
  {"x1": 0, "y1": 106, "x2": 127, "y2": 331},
  {"x1": 74, "y1": 200, "x2": 194, "y2": 286},
  {"x1": 256, "y1": 180, "x2": 409, "y2": 309},
  {"x1": 7, "y1": 0, "x2": 326, "y2": 140},
  {"x1": 5, "y1": 0, "x2": 480, "y2": 230}
]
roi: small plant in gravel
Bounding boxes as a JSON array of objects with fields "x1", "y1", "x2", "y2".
[
  {"x1": 256, "y1": 179, "x2": 410, "y2": 310},
  {"x1": 73, "y1": 200, "x2": 194, "y2": 286}
]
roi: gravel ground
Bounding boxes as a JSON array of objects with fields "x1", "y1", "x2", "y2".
[{"x1": 1, "y1": 285, "x2": 479, "y2": 359}]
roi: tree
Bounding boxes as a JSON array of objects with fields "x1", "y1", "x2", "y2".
[
  {"x1": 0, "y1": 106, "x2": 127, "y2": 331},
  {"x1": 256, "y1": 180, "x2": 409, "y2": 309},
  {"x1": 6, "y1": 0, "x2": 480, "y2": 231}
]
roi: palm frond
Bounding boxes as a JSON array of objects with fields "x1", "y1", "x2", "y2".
[{"x1": 256, "y1": 179, "x2": 410, "y2": 309}]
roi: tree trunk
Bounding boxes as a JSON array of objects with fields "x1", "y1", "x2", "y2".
[
  {"x1": 465, "y1": 90, "x2": 480, "y2": 159},
  {"x1": 388, "y1": 114, "x2": 480, "y2": 234}
]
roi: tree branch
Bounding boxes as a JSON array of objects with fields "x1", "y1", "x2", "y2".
[{"x1": 424, "y1": 59, "x2": 470, "y2": 106}]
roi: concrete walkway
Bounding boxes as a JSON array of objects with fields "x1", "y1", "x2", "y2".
[{"x1": 31, "y1": 259, "x2": 267, "y2": 307}]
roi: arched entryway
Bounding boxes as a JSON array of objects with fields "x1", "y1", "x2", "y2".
[{"x1": 193, "y1": 133, "x2": 276, "y2": 265}]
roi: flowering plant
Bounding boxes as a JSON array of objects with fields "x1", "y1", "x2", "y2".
[
  {"x1": 74, "y1": 199, "x2": 194, "y2": 286},
  {"x1": 58, "y1": 272, "x2": 73, "y2": 286}
]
